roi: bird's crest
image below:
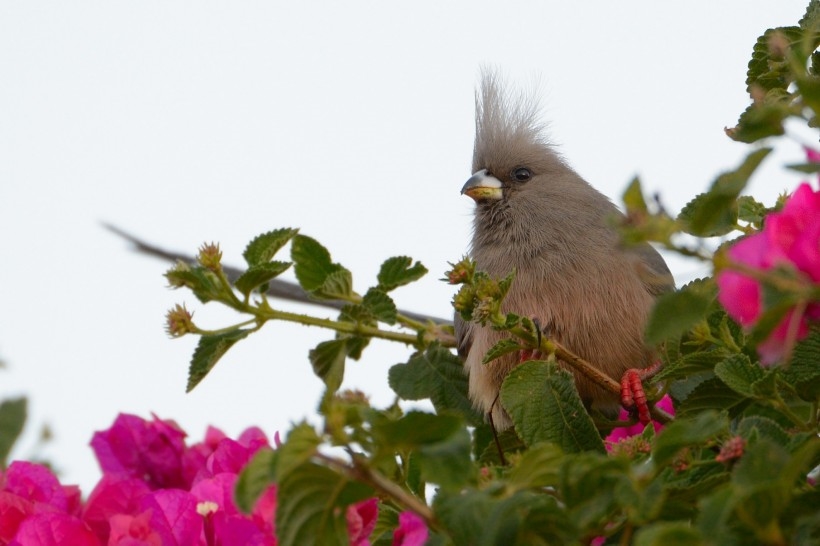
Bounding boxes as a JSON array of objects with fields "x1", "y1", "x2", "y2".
[{"x1": 472, "y1": 70, "x2": 553, "y2": 173}]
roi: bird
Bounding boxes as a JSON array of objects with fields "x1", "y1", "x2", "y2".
[{"x1": 455, "y1": 72, "x2": 674, "y2": 430}]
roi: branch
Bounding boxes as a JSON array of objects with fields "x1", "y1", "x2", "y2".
[{"x1": 103, "y1": 223, "x2": 454, "y2": 326}]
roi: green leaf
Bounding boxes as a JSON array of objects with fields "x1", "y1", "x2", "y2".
[
  {"x1": 678, "y1": 149, "x2": 771, "y2": 235},
  {"x1": 736, "y1": 416, "x2": 790, "y2": 446},
  {"x1": 623, "y1": 176, "x2": 648, "y2": 213},
  {"x1": 645, "y1": 286, "x2": 714, "y2": 345},
  {"x1": 416, "y1": 427, "x2": 473, "y2": 490},
  {"x1": 275, "y1": 423, "x2": 322, "y2": 482},
  {"x1": 235, "y1": 447, "x2": 277, "y2": 513},
  {"x1": 362, "y1": 288, "x2": 397, "y2": 325},
  {"x1": 234, "y1": 261, "x2": 292, "y2": 296},
  {"x1": 165, "y1": 265, "x2": 224, "y2": 303},
  {"x1": 388, "y1": 344, "x2": 483, "y2": 426},
  {"x1": 783, "y1": 329, "x2": 820, "y2": 400},
  {"x1": 500, "y1": 360, "x2": 605, "y2": 453},
  {"x1": 675, "y1": 377, "x2": 747, "y2": 418},
  {"x1": 736, "y1": 195, "x2": 767, "y2": 227},
  {"x1": 277, "y1": 461, "x2": 373, "y2": 546},
  {"x1": 653, "y1": 411, "x2": 727, "y2": 467},
  {"x1": 377, "y1": 256, "x2": 427, "y2": 291},
  {"x1": 372, "y1": 411, "x2": 462, "y2": 448},
  {"x1": 696, "y1": 486, "x2": 743, "y2": 546},
  {"x1": 633, "y1": 523, "x2": 705, "y2": 546},
  {"x1": 243, "y1": 228, "x2": 299, "y2": 266},
  {"x1": 506, "y1": 442, "x2": 564, "y2": 491},
  {"x1": 714, "y1": 354, "x2": 763, "y2": 398},
  {"x1": 732, "y1": 439, "x2": 791, "y2": 530},
  {"x1": 314, "y1": 269, "x2": 353, "y2": 300},
  {"x1": 559, "y1": 454, "x2": 628, "y2": 530},
  {"x1": 309, "y1": 339, "x2": 347, "y2": 393},
  {"x1": 187, "y1": 329, "x2": 251, "y2": 392},
  {"x1": 0, "y1": 397, "x2": 27, "y2": 466},
  {"x1": 434, "y1": 489, "x2": 496, "y2": 546},
  {"x1": 482, "y1": 338, "x2": 524, "y2": 364},
  {"x1": 291, "y1": 235, "x2": 345, "y2": 292}
]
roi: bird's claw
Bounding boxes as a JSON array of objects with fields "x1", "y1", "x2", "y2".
[{"x1": 619, "y1": 361, "x2": 663, "y2": 424}]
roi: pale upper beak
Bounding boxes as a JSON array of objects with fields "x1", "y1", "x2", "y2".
[{"x1": 461, "y1": 169, "x2": 503, "y2": 201}]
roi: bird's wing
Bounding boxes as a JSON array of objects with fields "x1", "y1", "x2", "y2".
[{"x1": 630, "y1": 243, "x2": 675, "y2": 296}]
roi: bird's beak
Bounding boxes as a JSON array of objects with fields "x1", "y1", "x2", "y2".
[{"x1": 461, "y1": 169, "x2": 503, "y2": 201}]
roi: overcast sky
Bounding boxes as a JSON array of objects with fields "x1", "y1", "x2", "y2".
[{"x1": 0, "y1": 2, "x2": 813, "y2": 491}]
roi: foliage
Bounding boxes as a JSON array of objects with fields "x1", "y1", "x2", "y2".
[
  {"x1": 167, "y1": 4, "x2": 819, "y2": 544},
  {"x1": 2, "y1": 3, "x2": 820, "y2": 545}
]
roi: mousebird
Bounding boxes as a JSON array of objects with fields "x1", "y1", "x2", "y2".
[{"x1": 455, "y1": 72, "x2": 674, "y2": 430}]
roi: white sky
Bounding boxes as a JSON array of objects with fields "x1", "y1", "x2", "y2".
[{"x1": 0, "y1": 2, "x2": 813, "y2": 491}]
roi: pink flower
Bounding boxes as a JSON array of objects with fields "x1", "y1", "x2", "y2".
[
  {"x1": 90, "y1": 414, "x2": 187, "y2": 490},
  {"x1": 346, "y1": 498, "x2": 378, "y2": 546},
  {"x1": 605, "y1": 394, "x2": 675, "y2": 451},
  {"x1": 392, "y1": 511, "x2": 428, "y2": 546},
  {"x1": 9, "y1": 512, "x2": 100, "y2": 546},
  {"x1": 716, "y1": 179, "x2": 820, "y2": 364}
]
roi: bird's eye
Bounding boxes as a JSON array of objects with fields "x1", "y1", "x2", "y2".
[{"x1": 512, "y1": 167, "x2": 532, "y2": 182}]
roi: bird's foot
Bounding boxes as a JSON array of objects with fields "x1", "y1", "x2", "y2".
[{"x1": 620, "y1": 360, "x2": 664, "y2": 424}]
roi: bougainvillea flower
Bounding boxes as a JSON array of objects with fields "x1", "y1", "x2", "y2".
[
  {"x1": 82, "y1": 474, "x2": 152, "y2": 543},
  {"x1": 346, "y1": 498, "x2": 378, "y2": 546},
  {"x1": 391, "y1": 511, "x2": 428, "y2": 546},
  {"x1": 90, "y1": 414, "x2": 187, "y2": 490},
  {"x1": 9, "y1": 512, "x2": 100, "y2": 546},
  {"x1": 716, "y1": 180, "x2": 820, "y2": 364},
  {"x1": 605, "y1": 394, "x2": 675, "y2": 450}
]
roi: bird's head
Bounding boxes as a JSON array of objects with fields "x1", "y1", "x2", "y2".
[{"x1": 461, "y1": 72, "x2": 579, "y2": 214}]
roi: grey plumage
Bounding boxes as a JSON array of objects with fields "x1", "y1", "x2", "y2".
[{"x1": 457, "y1": 72, "x2": 674, "y2": 429}]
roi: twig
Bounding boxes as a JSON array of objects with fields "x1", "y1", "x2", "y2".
[{"x1": 103, "y1": 222, "x2": 454, "y2": 326}]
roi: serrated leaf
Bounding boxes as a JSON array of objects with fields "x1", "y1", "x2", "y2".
[
  {"x1": 277, "y1": 461, "x2": 374, "y2": 546},
  {"x1": 187, "y1": 329, "x2": 251, "y2": 392},
  {"x1": 243, "y1": 228, "x2": 299, "y2": 266},
  {"x1": 482, "y1": 338, "x2": 524, "y2": 364},
  {"x1": 645, "y1": 287, "x2": 714, "y2": 345},
  {"x1": 653, "y1": 411, "x2": 727, "y2": 467},
  {"x1": 678, "y1": 149, "x2": 771, "y2": 235},
  {"x1": 675, "y1": 378, "x2": 746, "y2": 418},
  {"x1": 377, "y1": 256, "x2": 427, "y2": 291},
  {"x1": 234, "y1": 261, "x2": 292, "y2": 296},
  {"x1": 500, "y1": 360, "x2": 605, "y2": 453},
  {"x1": 736, "y1": 416, "x2": 790, "y2": 446},
  {"x1": 235, "y1": 447, "x2": 277, "y2": 513},
  {"x1": 736, "y1": 195, "x2": 767, "y2": 227},
  {"x1": 291, "y1": 235, "x2": 345, "y2": 292},
  {"x1": 362, "y1": 288, "x2": 397, "y2": 325},
  {"x1": 714, "y1": 354, "x2": 763, "y2": 398},
  {"x1": 0, "y1": 397, "x2": 27, "y2": 465},
  {"x1": 388, "y1": 344, "x2": 483, "y2": 426},
  {"x1": 313, "y1": 269, "x2": 353, "y2": 300},
  {"x1": 783, "y1": 329, "x2": 820, "y2": 400},
  {"x1": 309, "y1": 339, "x2": 347, "y2": 393}
]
